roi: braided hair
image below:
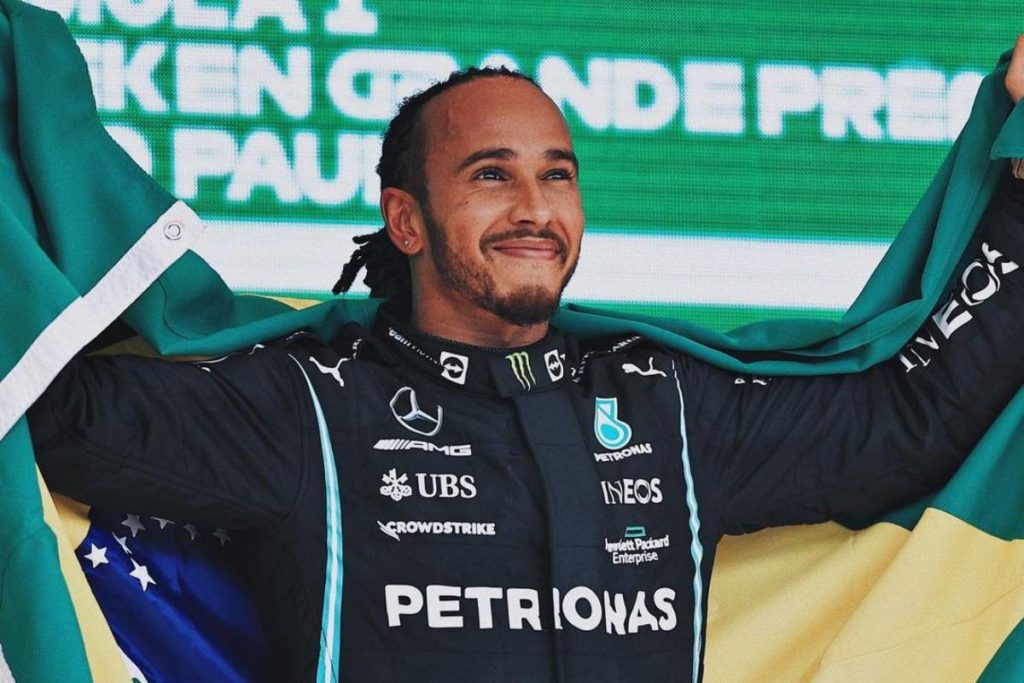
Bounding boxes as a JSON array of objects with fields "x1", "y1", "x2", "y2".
[{"x1": 332, "y1": 66, "x2": 541, "y2": 299}]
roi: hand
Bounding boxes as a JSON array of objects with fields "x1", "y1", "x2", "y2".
[{"x1": 1007, "y1": 34, "x2": 1024, "y2": 104}]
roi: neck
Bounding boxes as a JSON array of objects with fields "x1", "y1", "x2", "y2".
[{"x1": 410, "y1": 291, "x2": 549, "y2": 349}]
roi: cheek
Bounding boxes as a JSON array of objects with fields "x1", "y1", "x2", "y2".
[
  {"x1": 553, "y1": 197, "x2": 585, "y2": 238},
  {"x1": 550, "y1": 186, "x2": 584, "y2": 213},
  {"x1": 450, "y1": 198, "x2": 512, "y2": 238},
  {"x1": 459, "y1": 190, "x2": 516, "y2": 217},
  {"x1": 442, "y1": 216, "x2": 490, "y2": 256}
]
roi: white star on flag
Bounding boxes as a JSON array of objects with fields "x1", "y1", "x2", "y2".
[
  {"x1": 113, "y1": 533, "x2": 132, "y2": 555},
  {"x1": 128, "y1": 559, "x2": 156, "y2": 592},
  {"x1": 151, "y1": 517, "x2": 174, "y2": 530},
  {"x1": 122, "y1": 513, "x2": 146, "y2": 537},
  {"x1": 184, "y1": 523, "x2": 199, "y2": 540},
  {"x1": 82, "y1": 544, "x2": 108, "y2": 568},
  {"x1": 213, "y1": 528, "x2": 231, "y2": 545}
]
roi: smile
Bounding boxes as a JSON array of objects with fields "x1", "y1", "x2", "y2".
[{"x1": 490, "y1": 238, "x2": 564, "y2": 260}]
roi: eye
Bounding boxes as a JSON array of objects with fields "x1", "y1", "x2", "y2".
[
  {"x1": 473, "y1": 167, "x2": 507, "y2": 181},
  {"x1": 543, "y1": 167, "x2": 577, "y2": 181}
]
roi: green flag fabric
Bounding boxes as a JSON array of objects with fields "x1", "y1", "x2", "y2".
[{"x1": 2, "y1": 0, "x2": 1024, "y2": 679}]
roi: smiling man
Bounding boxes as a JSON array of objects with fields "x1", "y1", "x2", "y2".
[
  {"x1": 28, "y1": 51, "x2": 1024, "y2": 683},
  {"x1": 402, "y1": 77, "x2": 581, "y2": 340},
  {"x1": 346, "y1": 70, "x2": 585, "y2": 344}
]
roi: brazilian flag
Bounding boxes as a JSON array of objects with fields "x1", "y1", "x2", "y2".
[{"x1": 0, "y1": 0, "x2": 1022, "y2": 680}]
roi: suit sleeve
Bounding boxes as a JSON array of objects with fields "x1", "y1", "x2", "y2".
[
  {"x1": 684, "y1": 173, "x2": 1024, "y2": 535},
  {"x1": 28, "y1": 347, "x2": 311, "y2": 530}
]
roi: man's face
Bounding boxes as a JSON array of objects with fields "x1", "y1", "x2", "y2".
[{"x1": 415, "y1": 77, "x2": 584, "y2": 327}]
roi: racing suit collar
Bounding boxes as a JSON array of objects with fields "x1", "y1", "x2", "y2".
[{"x1": 371, "y1": 307, "x2": 570, "y2": 397}]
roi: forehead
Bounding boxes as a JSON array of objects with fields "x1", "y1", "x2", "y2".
[{"x1": 419, "y1": 78, "x2": 573, "y2": 162}]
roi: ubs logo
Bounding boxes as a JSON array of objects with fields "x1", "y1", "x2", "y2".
[
  {"x1": 439, "y1": 351, "x2": 469, "y2": 385},
  {"x1": 379, "y1": 470, "x2": 478, "y2": 501}
]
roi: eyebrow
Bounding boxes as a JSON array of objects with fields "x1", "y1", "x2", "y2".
[{"x1": 457, "y1": 147, "x2": 579, "y2": 172}]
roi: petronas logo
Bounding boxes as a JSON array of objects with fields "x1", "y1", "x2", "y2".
[
  {"x1": 505, "y1": 351, "x2": 537, "y2": 390},
  {"x1": 594, "y1": 397, "x2": 632, "y2": 450}
]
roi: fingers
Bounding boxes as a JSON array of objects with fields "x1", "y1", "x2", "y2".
[{"x1": 1007, "y1": 33, "x2": 1024, "y2": 104}]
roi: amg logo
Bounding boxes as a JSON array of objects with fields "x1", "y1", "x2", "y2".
[
  {"x1": 374, "y1": 439, "x2": 472, "y2": 457},
  {"x1": 593, "y1": 442, "x2": 653, "y2": 463}
]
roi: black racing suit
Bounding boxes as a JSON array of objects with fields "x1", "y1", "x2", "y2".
[{"x1": 29, "y1": 175, "x2": 1024, "y2": 682}]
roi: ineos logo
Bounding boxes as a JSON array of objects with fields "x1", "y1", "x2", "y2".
[
  {"x1": 600, "y1": 478, "x2": 663, "y2": 505},
  {"x1": 899, "y1": 241, "x2": 1021, "y2": 373}
]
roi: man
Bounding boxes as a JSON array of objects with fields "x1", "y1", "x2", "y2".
[{"x1": 28, "y1": 43, "x2": 1024, "y2": 683}]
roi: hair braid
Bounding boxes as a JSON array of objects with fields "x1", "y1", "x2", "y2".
[{"x1": 332, "y1": 228, "x2": 409, "y2": 299}]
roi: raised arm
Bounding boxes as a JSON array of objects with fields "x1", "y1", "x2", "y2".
[
  {"x1": 685, "y1": 168, "x2": 1024, "y2": 534},
  {"x1": 28, "y1": 347, "x2": 311, "y2": 529}
]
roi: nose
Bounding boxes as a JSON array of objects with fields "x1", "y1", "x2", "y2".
[{"x1": 509, "y1": 179, "x2": 553, "y2": 227}]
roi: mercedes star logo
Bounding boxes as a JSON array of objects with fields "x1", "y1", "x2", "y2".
[{"x1": 390, "y1": 386, "x2": 443, "y2": 436}]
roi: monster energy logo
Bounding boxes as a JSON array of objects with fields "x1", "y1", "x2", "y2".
[{"x1": 505, "y1": 351, "x2": 537, "y2": 390}]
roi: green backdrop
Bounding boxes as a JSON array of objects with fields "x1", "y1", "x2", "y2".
[{"x1": 28, "y1": 0, "x2": 1022, "y2": 329}]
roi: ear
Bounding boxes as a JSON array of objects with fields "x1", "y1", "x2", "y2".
[{"x1": 381, "y1": 187, "x2": 424, "y2": 255}]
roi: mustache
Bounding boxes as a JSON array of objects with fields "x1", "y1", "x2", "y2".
[{"x1": 479, "y1": 227, "x2": 569, "y2": 257}]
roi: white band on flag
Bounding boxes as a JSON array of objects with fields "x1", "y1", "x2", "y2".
[
  {"x1": 193, "y1": 221, "x2": 887, "y2": 310},
  {"x1": 0, "y1": 201, "x2": 205, "y2": 440},
  {"x1": 0, "y1": 642, "x2": 15, "y2": 683}
]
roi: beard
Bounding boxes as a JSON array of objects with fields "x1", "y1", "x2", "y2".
[{"x1": 421, "y1": 205, "x2": 578, "y2": 327}]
